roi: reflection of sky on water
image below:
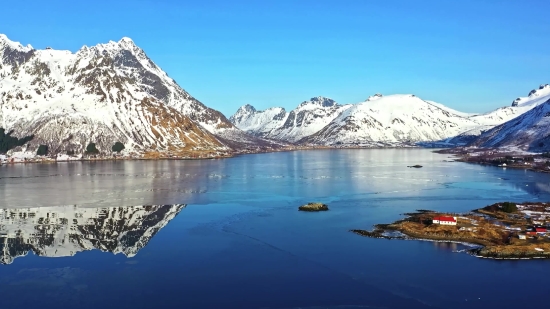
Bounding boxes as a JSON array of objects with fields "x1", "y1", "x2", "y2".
[{"x1": 1, "y1": 149, "x2": 550, "y2": 308}]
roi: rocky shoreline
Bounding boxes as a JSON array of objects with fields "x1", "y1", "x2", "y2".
[{"x1": 434, "y1": 148, "x2": 550, "y2": 174}]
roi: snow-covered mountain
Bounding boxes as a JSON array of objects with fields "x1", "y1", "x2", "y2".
[
  {"x1": 4, "y1": 33, "x2": 547, "y2": 152},
  {"x1": 469, "y1": 98, "x2": 550, "y2": 151},
  {"x1": 0, "y1": 34, "x2": 262, "y2": 155},
  {"x1": 469, "y1": 84, "x2": 550, "y2": 126},
  {"x1": 0, "y1": 204, "x2": 185, "y2": 265},
  {"x1": 232, "y1": 86, "x2": 550, "y2": 147},
  {"x1": 230, "y1": 96, "x2": 352, "y2": 143},
  {"x1": 300, "y1": 94, "x2": 483, "y2": 146}
]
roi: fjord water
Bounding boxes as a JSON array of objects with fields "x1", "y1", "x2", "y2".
[{"x1": 1, "y1": 149, "x2": 549, "y2": 309}]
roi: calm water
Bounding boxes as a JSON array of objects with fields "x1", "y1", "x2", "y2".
[{"x1": 1, "y1": 149, "x2": 550, "y2": 309}]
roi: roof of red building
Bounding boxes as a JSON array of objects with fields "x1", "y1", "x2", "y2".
[
  {"x1": 535, "y1": 227, "x2": 547, "y2": 232},
  {"x1": 433, "y1": 216, "x2": 456, "y2": 222}
]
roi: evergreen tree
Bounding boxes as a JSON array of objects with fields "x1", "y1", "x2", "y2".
[
  {"x1": 501, "y1": 202, "x2": 517, "y2": 213},
  {"x1": 0, "y1": 128, "x2": 34, "y2": 153},
  {"x1": 86, "y1": 143, "x2": 99, "y2": 154},
  {"x1": 36, "y1": 145, "x2": 48, "y2": 156},
  {"x1": 112, "y1": 142, "x2": 125, "y2": 153}
]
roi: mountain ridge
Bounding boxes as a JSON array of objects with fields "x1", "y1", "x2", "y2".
[
  {"x1": 230, "y1": 96, "x2": 353, "y2": 143},
  {"x1": 469, "y1": 99, "x2": 550, "y2": 151},
  {"x1": 231, "y1": 87, "x2": 550, "y2": 148}
]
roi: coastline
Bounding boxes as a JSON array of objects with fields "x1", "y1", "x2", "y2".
[
  {"x1": 433, "y1": 148, "x2": 550, "y2": 174},
  {"x1": 0, "y1": 144, "x2": 431, "y2": 166}
]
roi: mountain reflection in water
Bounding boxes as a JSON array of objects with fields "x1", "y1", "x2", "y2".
[{"x1": 0, "y1": 204, "x2": 185, "y2": 265}]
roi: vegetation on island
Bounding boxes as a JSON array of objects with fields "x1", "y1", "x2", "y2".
[
  {"x1": 0, "y1": 128, "x2": 34, "y2": 154},
  {"x1": 352, "y1": 202, "x2": 550, "y2": 259},
  {"x1": 299, "y1": 202, "x2": 329, "y2": 211}
]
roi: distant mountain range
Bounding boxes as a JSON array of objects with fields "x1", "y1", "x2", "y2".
[
  {"x1": 230, "y1": 96, "x2": 352, "y2": 143},
  {"x1": 232, "y1": 85, "x2": 550, "y2": 151},
  {"x1": 1, "y1": 33, "x2": 548, "y2": 155}
]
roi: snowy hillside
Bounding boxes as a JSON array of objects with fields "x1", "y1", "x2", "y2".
[
  {"x1": 0, "y1": 34, "x2": 261, "y2": 155},
  {"x1": 301, "y1": 94, "x2": 482, "y2": 146},
  {"x1": 230, "y1": 97, "x2": 352, "y2": 143},
  {"x1": 469, "y1": 99, "x2": 550, "y2": 151},
  {"x1": 470, "y1": 84, "x2": 550, "y2": 126},
  {"x1": 0, "y1": 204, "x2": 185, "y2": 265}
]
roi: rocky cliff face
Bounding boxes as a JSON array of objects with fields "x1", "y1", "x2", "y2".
[
  {"x1": 0, "y1": 204, "x2": 185, "y2": 265},
  {"x1": 0, "y1": 34, "x2": 260, "y2": 155}
]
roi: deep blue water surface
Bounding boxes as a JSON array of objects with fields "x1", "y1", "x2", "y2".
[{"x1": 1, "y1": 149, "x2": 550, "y2": 308}]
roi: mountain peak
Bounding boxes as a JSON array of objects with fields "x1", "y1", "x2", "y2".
[
  {"x1": 88, "y1": 37, "x2": 141, "y2": 55},
  {"x1": 119, "y1": 37, "x2": 134, "y2": 43},
  {"x1": 118, "y1": 37, "x2": 138, "y2": 49},
  {"x1": 239, "y1": 104, "x2": 257, "y2": 113},
  {"x1": 300, "y1": 96, "x2": 336, "y2": 108},
  {"x1": 366, "y1": 93, "x2": 383, "y2": 101},
  {"x1": 511, "y1": 83, "x2": 550, "y2": 107},
  {"x1": 0, "y1": 33, "x2": 33, "y2": 52}
]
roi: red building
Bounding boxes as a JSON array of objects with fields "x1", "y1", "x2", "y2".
[{"x1": 433, "y1": 216, "x2": 457, "y2": 226}]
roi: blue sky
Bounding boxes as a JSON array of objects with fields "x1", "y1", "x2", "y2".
[{"x1": 3, "y1": 0, "x2": 550, "y2": 117}]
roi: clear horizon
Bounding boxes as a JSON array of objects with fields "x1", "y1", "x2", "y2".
[{"x1": 3, "y1": 0, "x2": 550, "y2": 117}]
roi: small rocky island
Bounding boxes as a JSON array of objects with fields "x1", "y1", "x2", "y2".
[
  {"x1": 299, "y1": 202, "x2": 329, "y2": 212},
  {"x1": 352, "y1": 202, "x2": 550, "y2": 259}
]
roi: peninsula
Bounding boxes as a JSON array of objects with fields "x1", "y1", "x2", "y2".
[{"x1": 352, "y1": 202, "x2": 550, "y2": 259}]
